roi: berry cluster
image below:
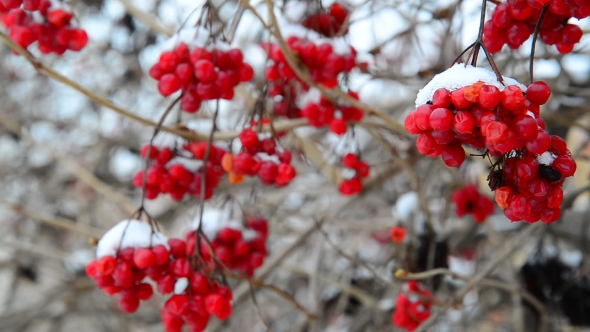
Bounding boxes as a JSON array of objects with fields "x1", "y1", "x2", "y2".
[
  {"x1": 491, "y1": 136, "x2": 575, "y2": 223},
  {"x1": 270, "y1": 37, "x2": 356, "y2": 89},
  {"x1": 484, "y1": 0, "x2": 588, "y2": 54},
  {"x1": 149, "y1": 42, "x2": 254, "y2": 110},
  {"x1": 186, "y1": 216, "x2": 269, "y2": 276},
  {"x1": 390, "y1": 226, "x2": 407, "y2": 243},
  {"x1": 339, "y1": 152, "x2": 370, "y2": 195},
  {"x1": 86, "y1": 221, "x2": 234, "y2": 331},
  {"x1": 392, "y1": 281, "x2": 433, "y2": 332},
  {"x1": 301, "y1": 3, "x2": 350, "y2": 37},
  {"x1": 302, "y1": 91, "x2": 364, "y2": 135},
  {"x1": 1, "y1": 0, "x2": 88, "y2": 55},
  {"x1": 452, "y1": 184, "x2": 495, "y2": 222},
  {"x1": 133, "y1": 143, "x2": 226, "y2": 201},
  {"x1": 406, "y1": 79, "x2": 552, "y2": 168},
  {"x1": 220, "y1": 129, "x2": 297, "y2": 187}
]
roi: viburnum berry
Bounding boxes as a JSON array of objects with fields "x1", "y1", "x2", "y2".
[
  {"x1": 452, "y1": 184, "x2": 495, "y2": 222},
  {"x1": 390, "y1": 226, "x2": 406, "y2": 243}
]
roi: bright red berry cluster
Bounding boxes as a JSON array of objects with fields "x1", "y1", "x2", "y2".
[
  {"x1": 301, "y1": 3, "x2": 350, "y2": 37},
  {"x1": 1, "y1": 0, "x2": 88, "y2": 54},
  {"x1": 302, "y1": 91, "x2": 364, "y2": 135},
  {"x1": 87, "y1": 237, "x2": 234, "y2": 331},
  {"x1": 266, "y1": 37, "x2": 356, "y2": 90},
  {"x1": 406, "y1": 70, "x2": 577, "y2": 224},
  {"x1": 392, "y1": 281, "x2": 433, "y2": 332},
  {"x1": 133, "y1": 143, "x2": 226, "y2": 201},
  {"x1": 484, "y1": 0, "x2": 588, "y2": 54},
  {"x1": 406, "y1": 80, "x2": 552, "y2": 168},
  {"x1": 491, "y1": 135, "x2": 575, "y2": 224},
  {"x1": 186, "y1": 216, "x2": 269, "y2": 276},
  {"x1": 339, "y1": 153, "x2": 370, "y2": 195},
  {"x1": 149, "y1": 42, "x2": 254, "y2": 111},
  {"x1": 452, "y1": 184, "x2": 495, "y2": 223},
  {"x1": 222, "y1": 129, "x2": 296, "y2": 187}
]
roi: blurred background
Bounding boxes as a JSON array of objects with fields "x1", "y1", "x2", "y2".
[{"x1": 0, "y1": 0, "x2": 589, "y2": 331}]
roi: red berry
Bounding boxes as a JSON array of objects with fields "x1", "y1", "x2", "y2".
[
  {"x1": 429, "y1": 108, "x2": 454, "y2": 132},
  {"x1": 526, "y1": 130, "x2": 551, "y2": 154},
  {"x1": 157, "y1": 275, "x2": 176, "y2": 294},
  {"x1": 152, "y1": 245, "x2": 170, "y2": 265},
  {"x1": 95, "y1": 256, "x2": 117, "y2": 276},
  {"x1": 46, "y1": 9, "x2": 72, "y2": 28},
  {"x1": 478, "y1": 85, "x2": 501, "y2": 109},
  {"x1": 501, "y1": 86, "x2": 526, "y2": 112},
  {"x1": 138, "y1": 283, "x2": 154, "y2": 300},
  {"x1": 158, "y1": 74, "x2": 181, "y2": 97},
  {"x1": 453, "y1": 111, "x2": 475, "y2": 134},
  {"x1": 119, "y1": 292, "x2": 140, "y2": 313},
  {"x1": 194, "y1": 59, "x2": 217, "y2": 83},
  {"x1": 526, "y1": 81, "x2": 551, "y2": 105},
  {"x1": 168, "y1": 238, "x2": 187, "y2": 258},
  {"x1": 171, "y1": 258, "x2": 191, "y2": 278},
  {"x1": 552, "y1": 155, "x2": 576, "y2": 177},
  {"x1": 432, "y1": 88, "x2": 451, "y2": 108},
  {"x1": 239, "y1": 129, "x2": 259, "y2": 149},
  {"x1": 330, "y1": 118, "x2": 347, "y2": 135},
  {"x1": 451, "y1": 87, "x2": 472, "y2": 109},
  {"x1": 342, "y1": 153, "x2": 359, "y2": 168},
  {"x1": 414, "y1": 105, "x2": 434, "y2": 130},
  {"x1": 133, "y1": 248, "x2": 157, "y2": 269},
  {"x1": 441, "y1": 143, "x2": 466, "y2": 168},
  {"x1": 404, "y1": 112, "x2": 422, "y2": 135}
]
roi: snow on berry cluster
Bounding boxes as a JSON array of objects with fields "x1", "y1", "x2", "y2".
[
  {"x1": 133, "y1": 139, "x2": 226, "y2": 202},
  {"x1": 406, "y1": 64, "x2": 576, "y2": 224},
  {"x1": 301, "y1": 3, "x2": 350, "y2": 38},
  {"x1": 452, "y1": 184, "x2": 495, "y2": 223},
  {"x1": 301, "y1": 89, "x2": 365, "y2": 135},
  {"x1": 392, "y1": 281, "x2": 433, "y2": 332},
  {"x1": 491, "y1": 136, "x2": 575, "y2": 223},
  {"x1": 484, "y1": 0, "x2": 588, "y2": 54},
  {"x1": 1, "y1": 0, "x2": 88, "y2": 54},
  {"x1": 339, "y1": 152, "x2": 370, "y2": 195},
  {"x1": 186, "y1": 209, "x2": 269, "y2": 276},
  {"x1": 86, "y1": 219, "x2": 236, "y2": 331},
  {"x1": 407, "y1": 64, "x2": 538, "y2": 168},
  {"x1": 149, "y1": 40, "x2": 254, "y2": 110},
  {"x1": 222, "y1": 128, "x2": 297, "y2": 187}
]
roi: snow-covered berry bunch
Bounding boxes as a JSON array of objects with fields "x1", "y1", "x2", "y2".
[
  {"x1": 221, "y1": 128, "x2": 296, "y2": 187},
  {"x1": 302, "y1": 91, "x2": 364, "y2": 135},
  {"x1": 392, "y1": 281, "x2": 433, "y2": 332},
  {"x1": 452, "y1": 184, "x2": 495, "y2": 223},
  {"x1": 491, "y1": 136, "x2": 575, "y2": 223},
  {"x1": 339, "y1": 152, "x2": 370, "y2": 195},
  {"x1": 407, "y1": 64, "x2": 548, "y2": 167},
  {"x1": 301, "y1": 3, "x2": 350, "y2": 38},
  {"x1": 186, "y1": 210, "x2": 269, "y2": 276},
  {"x1": 149, "y1": 41, "x2": 254, "y2": 109},
  {"x1": 1, "y1": 0, "x2": 88, "y2": 54},
  {"x1": 133, "y1": 139, "x2": 227, "y2": 202},
  {"x1": 86, "y1": 220, "x2": 235, "y2": 331},
  {"x1": 484, "y1": 0, "x2": 588, "y2": 54},
  {"x1": 405, "y1": 64, "x2": 576, "y2": 224}
]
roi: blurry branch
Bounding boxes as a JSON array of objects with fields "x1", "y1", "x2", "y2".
[
  {"x1": 228, "y1": 272, "x2": 316, "y2": 321},
  {"x1": 0, "y1": 200, "x2": 102, "y2": 238},
  {"x1": 291, "y1": 134, "x2": 342, "y2": 184},
  {"x1": 254, "y1": 0, "x2": 409, "y2": 138},
  {"x1": 397, "y1": 268, "x2": 546, "y2": 315},
  {"x1": 414, "y1": 223, "x2": 542, "y2": 332},
  {"x1": 118, "y1": 0, "x2": 175, "y2": 36},
  {"x1": 0, "y1": 114, "x2": 137, "y2": 216},
  {"x1": 226, "y1": 2, "x2": 246, "y2": 43},
  {"x1": 284, "y1": 264, "x2": 379, "y2": 309},
  {"x1": 314, "y1": 219, "x2": 393, "y2": 286},
  {"x1": 0, "y1": 238, "x2": 70, "y2": 261},
  {"x1": 247, "y1": 278, "x2": 273, "y2": 332}
]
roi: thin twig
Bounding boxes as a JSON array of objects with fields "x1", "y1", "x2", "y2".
[
  {"x1": 247, "y1": 278, "x2": 272, "y2": 332},
  {"x1": 529, "y1": 6, "x2": 548, "y2": 84},
  {"x1": 0, "y1": 200, "x2": 102, "y2": 238},
  {"x1": 118, "y1": 0, "x2": 174, "y2": 36}
]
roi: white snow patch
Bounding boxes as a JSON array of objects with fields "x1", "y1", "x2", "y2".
[
  {"x1": 560, "y1": 250, "x2": 582, "y2": 268},
  {"x1": 536, "y1": 152, "x2": 557, "y2": 166},
  {"x1": 174, "y1": 278, "x2": 189, "y2": 294},
  {"x1": 415, "y1": 64, "x2": 527, "y2": 107},
  {"x1": 393, "y1": 191, "x2": 419, "y2": 222},
  {"x1": 96, "y1": 220, "x2": 168, "y2": 258}
]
